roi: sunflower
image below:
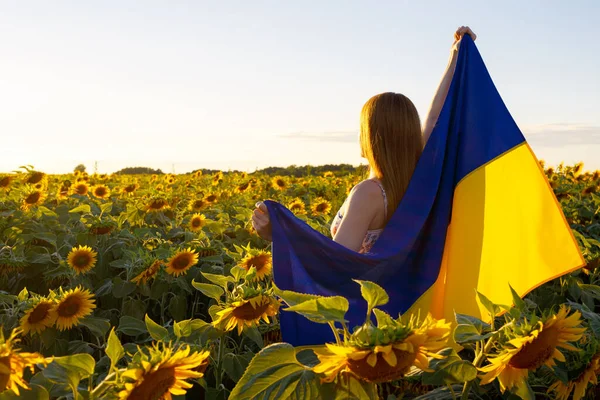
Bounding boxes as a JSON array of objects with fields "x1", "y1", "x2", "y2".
[
  {"x1": 20, "y1": 299, "x2": 57, "y2": 335},
  {"x1": 236, "y1": 181, "x2": 251, "y2": 194},
  {"x1": 212, "y1": 294, "x2": 280, "y2": 335},
  {"x1": 0, "y1": 175, "x2": 13, "y2": 190},
  {"x1": 549, "y1": 352, "x2": 600, "y2": 400},
  {"x1": 72, "y1": 183, "x2": 89, "y2": 195},
  {"x1": 122, "y1": 183, "x2": 139, "y2": 195},
  {"x1": 193, "y1": 170, "x2": 203, "y2": 178},
  {"x1": 145, "y1": 197, "x2": 169, "y2": 213},
  {"x1": 239, "y1": 250, "x2": 272, "y2": 280},
  {"x1": 57, "y1": 185, "x2": 70, "y2": 199},
  {"x1": 188, "y1": 198, "x2": 207, "y2": 211},
  {"x1": 117, "y1": 342, "x2": 210, "y2": 400},
  {"x1": 311, "y1": 197, "x2": 332, "y2": 216},
  {"x1": 287, "y1": 198, "x2": 307, "y2": 215},
  {"x1": 479, "y1": 306, "x2": 585, "y2": 393},
  {"x1": 66, "y1": 245, "x2": 98, "y2": 275},
  {"x1": 23, "y1": 171, "x2": 46, "y2": 186},
  {"x1": 21, "y1": 189, "x2": 46, "y2": 211},
  {"x1": 189, "y1": 214, "x2": 206, "y2": 232},
  {"x1": 204, "y1": 193, "x2": 218, "y2": 203},
  {"x1": 0, "y1": 328, "x2": 47, "y2": 396},
  {"x1": 573, "y1": 162, "x2": 584, "y2": 177},
  {"x1": 313, "y1": 314, "x2": 451, "y2": 383},
  {"x1": 165, "y1": 248, "x2": 199, "y2": 277},
  {"x1": 91, "y1": 184, "x2": 110, "y2": 199},
  {"x1": 52, "y1": 287, "x2": 96, "y2": 331},
  {"x1": 271, "y1": 176, "x2": 287, "y2": 191},
  {"x1": 212, "y1": 171, "x2": 223, "y2": 186},
  {"x1": 131, "y1": 260, "x2": 162, "y2": 285}
]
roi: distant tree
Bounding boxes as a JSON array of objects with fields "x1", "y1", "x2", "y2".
[
  {"x1": 114, "y1": 167, "x2": 164, "y2": 175},
  {"x1": 74, "y1": 164, "x2": 86, "y2": 173}
]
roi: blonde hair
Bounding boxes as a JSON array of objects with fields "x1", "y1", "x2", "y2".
[{"x1": 360, "y1": 92, "x2": 423, "y2": 223}]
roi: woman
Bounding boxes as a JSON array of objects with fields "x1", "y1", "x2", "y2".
[{"x1": 252, "y1": 26, "x2": 476, "y2": 252}]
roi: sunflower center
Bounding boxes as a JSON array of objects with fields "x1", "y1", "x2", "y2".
[
  {"x1": 232, "y1": 301, "x2": 270, "y2": 321},
  {"x1": 57, "y1": 295, "x2": 81, "y2": 317},
  {"x1": 290, "y1": 204, "x2": 302, "y2": 210},
  {"x1": 74, "y1": 254, "x2": 91, "y2": 268},
  {"x1": 347, "y1": 348, "x2": 417, "y2": 383},
  {"x1": 193, "y1": 200, "x2": 205, "y2": 209},
  {"x1": 28, "y1": 172, "x2": 44, "y2": 184},
  {"x1": 0, "y1": 356, "x2": 10, "y2": 391},
  {"x1": 316, "y1": 203, "x2": 328, "y2": 212},
  {"x1": 206, "y1": 195, "x2": 217, "y2": 202},
  {"x1": 28, "y1": 303, "x2": 52, "y2": 324},
  {"x1": 125, "y1": 185, "x2": 136, "y2": 192},
  {"x1": 127, "y1": 367, "x2": 176, "y2": 400},
  {"x1": 149, "y1": 199, "x2": 167, "y2": 209},
  {"x1": 276, "y1": 180, "x2": 285, "y2": 187},
  {"x1": 95, "y1": 188, "x2": 107, "y2": 197},
  {"x1": 75, "y1": 185, "x2": 87, "y2": 194},
  {"x1": 172, "y1": 255, "x2": 192, "y2": 270},
  {"x1": 509, "y1": 326, "x2": 560, "y2": 369},
  {"x1": 192, "y1": 218, "x2": 202, "y2": 228},
  {"x1": 244, "y1": 255, "x2": 269, "y2": 272},
  {"x1": 26, "y1": 192, "x2": 41, "y2": 204},
  {"x1": 0, "y1": 177, "x2": 11, "y2": 187}
]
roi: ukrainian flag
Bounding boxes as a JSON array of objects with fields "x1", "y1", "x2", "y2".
[{"x1": 264, "y1": 35, "x2": 584, "y2": 346}]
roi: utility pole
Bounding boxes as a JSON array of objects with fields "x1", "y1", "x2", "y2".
[{"x1": 94, "y1": 161, "x2": 98, "y2": 174}]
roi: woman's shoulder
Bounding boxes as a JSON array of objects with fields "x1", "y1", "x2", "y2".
[{"x1": 348, "y1": 179, "x2": 384, "y2": 201}]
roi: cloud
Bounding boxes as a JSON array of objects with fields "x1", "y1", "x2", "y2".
[
  {"x1": 278, "y1": 130, "x2": 358, "y2": 143},
  {"x1": 522, "y1": 123, "x2": 600, "y2": 146}
]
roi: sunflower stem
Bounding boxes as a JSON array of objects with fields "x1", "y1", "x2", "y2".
[
  {"x1": 215, "y1": 335, "x2": 226, "y2": 388},
  {"x1": 460, "y1": 333, "x2": 498, "y2": 400},
  {"x1": 328, "y1": 321, "x2": 342, "y2": 344}
]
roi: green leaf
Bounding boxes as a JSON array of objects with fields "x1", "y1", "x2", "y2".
[
  {"x1": 37, "y1": 206, "x2": 58, "y2": 218},
  {"x1": 69, "y1": 204, "x2": 91, "y2": 214},
  {"x1": 117, "y1": 315, "x2": 147, "y2": 336},
  {"x1": 112, "y1": 276, "x2": 137, "y2": 298},
  {"x1": 192, "y1": 281, "x2": 224, "y2": 300},
  {"x1": 0, "y1": 384, "x2": 50, "y2": 400},
  {"x1": 578, "y1": 283, "x2": 600, "y2": 300},
  {"x1": 168, "y1": 295, "x2": 187, "y2": 321},
  {"x1": 145, "y1": 314, "x2": 169, "y2": 341},
  {"x1": 454, "y1": 313, "x2": 490, "y2": 333},
  {"x1": 421, "y1": 348, "x2": 477, "y2": 385},
  {"x1": 244, "y1": 326, "x2": 264, "y2": 348},
  {"x1": 353, "y1": 279, "x2": 389, "y2": 313},
  {"x1": 100, "y1": 202, "x2": 113, "y2": 214},
  {"x1": 106, "y1": 327, "x2": 124, "y2": 370},
  {"x1": 512, "y1": 380, "x2": 535, "y2": 400},
  {"x1": 476, "y1": 290, "x2": 498, "y2": 320},
  {"x1": 509, "y1": 284, "x2": 526, "y2": 311},
  {"x1": 43, "y1": 354, "x2": 95, "y2": 397},
  {"x1": 285, "y1": 296, "x2": 349, "y2": 324},
  {"x1": 230, "y1": 265, "x2": 247, "y2": 281},
  {"x1": 453, "y1": 324, "x2": 495, "y2": 344},
  {"x1": 373, "y1": 309, "x2": 395, "y2": 328},
  {"x1": 17, "y1": 287, "x2": 29, "y2": 301},
  {"x1": 320, "y1": 373, "x2": 378, "y2": 400},
  {"x1": 79, "y1": 317, "x2": 111, "y2": 337},
  {"x1": 229, "y1": 343, "x2": 320, "y2": 400},
  {"x1": 273, "y1": 285, "x2": 322, "y2": 307},
  {"x1": 201, "y1": 272, "x2": 234, "y2": 289},
  {"x1": 173, "y1": 318, "x2": 211, "y2": 338},
  {"x1": 223, "y1": 351, "x2": 255, "y2": 382}
]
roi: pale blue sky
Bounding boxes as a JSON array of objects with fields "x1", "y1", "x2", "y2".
[{"x1": 1, "y1": 1, "x2": 599, "y2": 174}]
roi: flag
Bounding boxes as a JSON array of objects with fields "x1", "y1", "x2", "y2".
[{"x1": 263, "y1": 35, "x2": 585, "y2": 347}]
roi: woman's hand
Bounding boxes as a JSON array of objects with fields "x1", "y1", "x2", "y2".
[
  {"x1": 252, "y1": 201, "x2": 272, "y2": 241},
  {"x1": 452, "y1": 26, "x2": 476, "y2": 52}
]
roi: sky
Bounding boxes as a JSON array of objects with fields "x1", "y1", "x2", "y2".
[{"x1": 1, "y1": 1, "x2": 599, "y2": 174}]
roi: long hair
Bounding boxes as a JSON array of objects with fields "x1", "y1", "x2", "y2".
[{"x1": 360, "y1": 92, "x2": 423, "y2": 223}]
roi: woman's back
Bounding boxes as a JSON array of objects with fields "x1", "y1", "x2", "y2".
[{"x1": 330, "y1": 178, "x2": 388, "y2": 253}]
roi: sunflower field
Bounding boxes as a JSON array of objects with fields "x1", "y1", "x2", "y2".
[{"x1": 0, "y1": 162, "x2": 599, "y2": 400}]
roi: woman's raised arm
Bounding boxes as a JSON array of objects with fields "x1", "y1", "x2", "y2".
[{"x1": 422, "y1": 26, "x2": 476, "y2": 145}]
